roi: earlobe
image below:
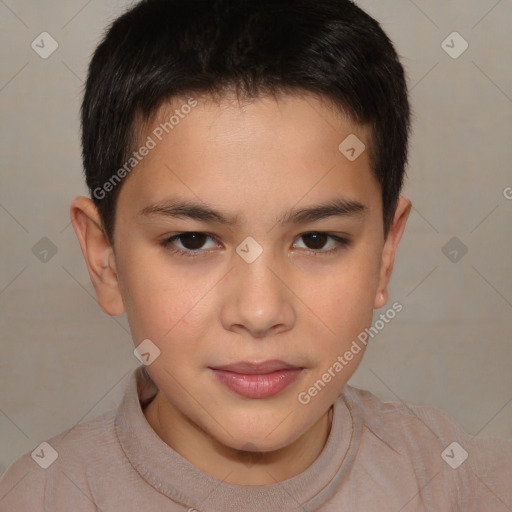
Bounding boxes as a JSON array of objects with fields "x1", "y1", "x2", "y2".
[
  {"x1": 70, "y1": 196, "x2": 125, "y2": 316},
  {"x1": 375, "y1": 290, "x2": 387, "y2": 309},
  {"x1": 373, "y1": 196, "x2": 411, "y2": 310}
]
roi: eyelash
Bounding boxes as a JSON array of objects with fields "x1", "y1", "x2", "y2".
[{"x1": 160, "y1": 232, "x2": 351, "y2": 259}]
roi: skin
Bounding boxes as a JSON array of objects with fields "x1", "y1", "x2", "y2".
[{"x1": 70, "y1": 91, "x2": 411, "y2": 485}]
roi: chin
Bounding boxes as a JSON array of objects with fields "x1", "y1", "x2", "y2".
[
  {"x1": 212, "y1": 418, "x2": 303, "y2": 454},
  {"x1": 229, "y1": 435, "x2": 294, "y2": 454}
]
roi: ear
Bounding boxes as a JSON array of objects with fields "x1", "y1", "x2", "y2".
[
  {"x1": 70, "y1": 196, "x2": 125, "y2": 316},
  {"x1": 374, "y1": 196, "x2": 411, "y2": 309}
]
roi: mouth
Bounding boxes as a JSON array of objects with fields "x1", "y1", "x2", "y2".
[{"x1": 208, "y1": 360, "x2": 304, "y2": 399}]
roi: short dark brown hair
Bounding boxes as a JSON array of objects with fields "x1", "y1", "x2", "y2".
[{"x1": 81, "y1": 0, "x2": 411, "y2": 244}]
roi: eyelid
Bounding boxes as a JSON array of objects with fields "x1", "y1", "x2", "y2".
[
  {"x1": 162, "y1": 232, "x2": 220, "y2": 256},
  {"x1": 161, "y1": 231, "x2": 351, "y2": 258},
  {"x1": 293, "y1": 233, "x2": 351, "y2": 256}
]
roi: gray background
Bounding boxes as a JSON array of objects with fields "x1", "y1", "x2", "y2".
[{"x1": 1, "y1": 0, "x2": 511, "y2": 473}]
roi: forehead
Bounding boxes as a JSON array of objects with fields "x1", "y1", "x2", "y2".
[{"x1": 119, "y1": 92, "x2": 380, "y2": 221}]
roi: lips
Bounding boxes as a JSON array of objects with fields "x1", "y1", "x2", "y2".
[
  {"x1": 209, "y1": 360, "x2": 304, "y2": 399},
  {"x1": 210, "y1": 360, "x2": 301, "y2": 375}
]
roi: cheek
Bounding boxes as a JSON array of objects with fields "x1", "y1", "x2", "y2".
[
  {"x1": 116, "y1": 247, "x2": 175, "y2": 335},
  {"x1": 307, "y1": 250, "x2": 380, "y2": 348},
  {"x1": 117, "y1": 248, "x2": 215, "y2": 347}
]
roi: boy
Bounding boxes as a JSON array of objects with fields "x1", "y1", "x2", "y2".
[{"x1": 1, "y1": 0, "x2": 511, "y2": 510}]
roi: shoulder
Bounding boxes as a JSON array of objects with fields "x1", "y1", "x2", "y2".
[
  {"x1": 0, "y1": 410, "x2": 116, "y2": 512},
  {"x1": 344, "y1": 384, "x2": 512, "y2": 446},
  {"x1": 340, "y1": 385, "x2": 512, "y2": 508}
]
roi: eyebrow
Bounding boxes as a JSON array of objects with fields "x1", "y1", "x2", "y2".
[{"x1": 138, "y1": 197, "x2": 368, "y2": 226}]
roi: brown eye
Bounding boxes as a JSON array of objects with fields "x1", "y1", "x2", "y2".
[
  {"x1": 294, "y1": 232, "x2": 351, "y2": 255},
  {"x1": 161, "y1": 232, "x2": 219, "y2": 258},
  {"x1": 302, "y1": 233, "x2": 329, "y2": 250},
  {"x1": 176, "y1": 233, "x2": 208, "y2": 250}
]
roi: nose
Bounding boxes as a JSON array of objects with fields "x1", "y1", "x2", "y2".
[{"x1": 220, "y1": 245, "x2": 296, "y2": 338}]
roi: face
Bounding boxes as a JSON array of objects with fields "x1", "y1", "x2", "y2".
[{"x1": 73, "y1": 92, "x2": 410, "y2": 453}]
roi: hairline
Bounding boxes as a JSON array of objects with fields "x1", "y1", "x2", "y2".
[{"x1": 107, "y1": 87, "x2": 379, "y2": 245}]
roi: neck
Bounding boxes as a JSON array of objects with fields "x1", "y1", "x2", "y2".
[{"x1": 143, "y1": 392, "x2": 334, "y2": 485}]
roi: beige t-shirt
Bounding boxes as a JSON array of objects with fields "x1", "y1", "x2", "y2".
[{"x1": 0, "y1": 365, "x2": 510, "y2": 511}]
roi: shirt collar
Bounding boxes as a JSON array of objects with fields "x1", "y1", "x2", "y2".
[{"x1": 115, "y1": 365, "x2": 362, "y2": 512}]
